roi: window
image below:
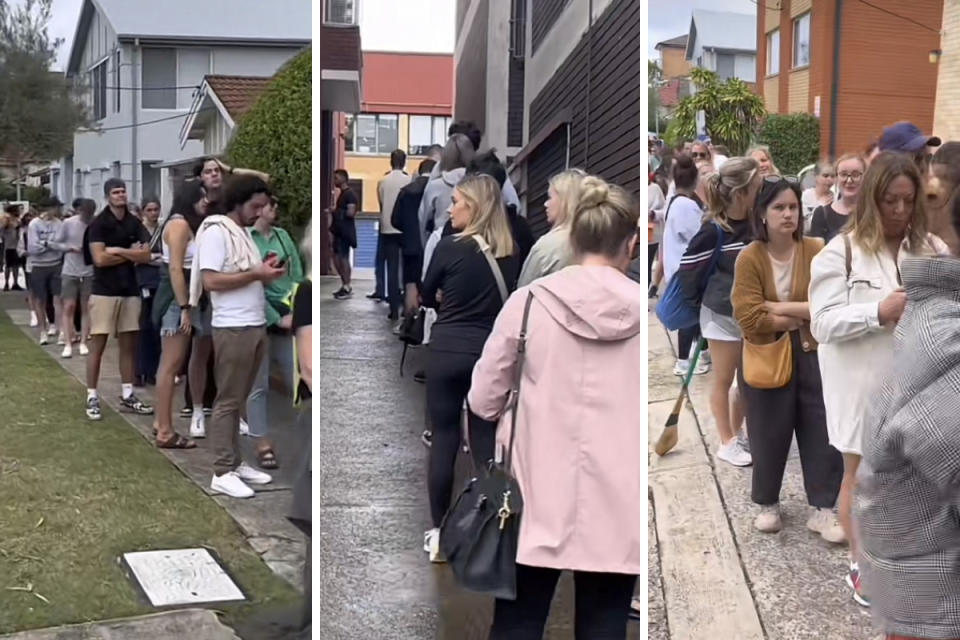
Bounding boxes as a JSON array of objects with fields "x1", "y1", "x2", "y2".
[
  {"x1": 142, "y1": 48, "x2": 177, "y2": 109},
  {"x1": 716, "y1": 54, "x2": 735, "y2": 81},
  {"x1": 324, "y1": 0, "x2": 357, "y2": 25},
  {"x1": 89, "y1": 59, "x2": 107, "y2": 120},
  {"x1": 793, "y1": 13, "x2": 810, "y2": 68},
  {"x1": 114, "y1": 50, "x2": 121, "y2": 113},
  {"x1": 142, "y1": 162, "x2": 161, "y2": 200},
  {"x1": 767, "y1": 29, "x2": 780, "y2": 75},
  {"x1": 344, "y1": 114, "x2": 400, "y2": 154},
  {"x1": 408, "y1": 115, "x2": 452, "y2": 155},
  {"x1": 509, "y1": 0, "x2": 526, "y2": 59}
]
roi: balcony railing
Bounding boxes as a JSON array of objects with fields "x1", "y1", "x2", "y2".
[{"x1": 324, "y1": 0, "x2": 358, "y2": 26}]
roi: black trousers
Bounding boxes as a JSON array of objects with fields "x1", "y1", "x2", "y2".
[
  {"x1": 182, "y1": 341, "x2": 217, "y2": 409},
  {"x1": 489, "y1": 564, "x2": 637, "y2": 639},
  {"x1": 648, "y1": 242, "x2": 658, "y2": 283},
  {"x1": 677, "y1": 324, "x2": 701, "y2": 361},
  {"x1": 381, "y1": 233, "x2": 402, "y2": 316},
  {"x1": 137, "y1": 292, "x2": 160, "y2": 380},
  {"x1": 739, "y1": 331, "x2": 843, "y2": 508},
  {"x1": 425, "y1": 348, "x2": 497, "y2": 527}
]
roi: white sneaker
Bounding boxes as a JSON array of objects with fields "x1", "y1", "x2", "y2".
[
  {"x1": 239, "y1": 418, "x2": 250, "y2": 436},
  {"x1": 423, "y1": 528, "x2": 445, "y2": 563},
  {"x1": 673, "y1": 358, "x2": 709, "y2": 376},
  {"x1": 807, "y1": 508, "x2": 847, "y2": 544},
  {"x1": 47, "y1": 325, "x2": 57, "y2": 337},
  {"x1": 79, "y1": 342, "x2": 89, "y2": 356},
  {"x1": 236, "y1": 462, "x2": 272, "y2": 485},
  {"x1": 716, "y1": 438, "x2": 752, "y2": 467},
  {"x1": 61, "y1": 345, "x2": 72, "y2": 359},
  {"x1": 57, "y1": 332, "x2": 66, "y2": 346},
  {"x1": 190, "y1": 412, "x2": 206, "y2": 439},
  {"x1": 736, "y1": 428, "x2": 750, "y2": 454},
  {"x1": 39, "y1": 334, "x2": 49, "y2": 346},
  {"x1": 210, "y1": 472, "x2": 254, "y2": 499},
  {"x1": 29, "y1": 311, "x2": 38, "y2": 327},
  {"x1": 754, "y1": 504, "x2": 783, "y2": 533},
  {"x1": 701, "y1": 350, "x2": 712, "y2": 366}
]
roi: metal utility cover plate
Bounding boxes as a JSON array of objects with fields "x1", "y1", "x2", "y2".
[{"x1": 123, "y1": 548, "x2": 245, "y2": 607}]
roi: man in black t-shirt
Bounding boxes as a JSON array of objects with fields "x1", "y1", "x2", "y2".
[
  {"x1": 326, "y1": 169, "x2": 357, "y2": 299},
  {"x1": 84, "y1": 178, "x2": 153, "y2": 421}
]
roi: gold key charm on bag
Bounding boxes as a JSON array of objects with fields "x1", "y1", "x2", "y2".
[{"x1": 498, "y1": 490, "x2": 512, "y2": 530}]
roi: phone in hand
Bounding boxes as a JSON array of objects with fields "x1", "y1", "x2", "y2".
[{"x1": 265, "y1": 251, "x2": 286, "y2": 269}]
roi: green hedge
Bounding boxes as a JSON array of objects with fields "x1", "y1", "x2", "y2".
[
  {"x1": 755, "y1": 113, "x2": 821, "y2": 176},
  {"x1": 225, "y1": 48, "x2": 311, "y2": 236}
]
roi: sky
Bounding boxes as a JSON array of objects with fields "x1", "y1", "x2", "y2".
[
  {"x1": 359, "y1": 0, "x2": 454, "y2": 54},
  {"x1": 9, "y1": 0, "x2": 82, "y2": 70},
  {"x1": 648, "y1": 0, "x2": 756, "y2": 59}
]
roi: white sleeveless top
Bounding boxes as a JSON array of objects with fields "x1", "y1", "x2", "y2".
[{"x1": 161, "y1": 214, "x2": 196, "y2": 268}]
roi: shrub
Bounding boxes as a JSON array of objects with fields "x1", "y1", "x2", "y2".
[
  {"x1": 755, "y1": 113, "x2": 821, "y2": 176},
  {"x1": 225, "y1": 48, "x2": 311, "y2": 237}
]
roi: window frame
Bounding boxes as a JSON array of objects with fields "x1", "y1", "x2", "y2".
[
  {"x1": 88, "y1": 56, "x2": 109, "y2": 121},
  {"x1": 114, "y1": 49, "x2": 121, "y2": 113},
  {"x1": 792, "y1": 13, "x2": 811, "y2": 70},
  {"x1": 343, "y1": 113, "x2": 401, "y2": 155},
  {"x1": 141, "y1": 47, "x2": 179, "y2": 111},
  {"x1": 407, "y1": 115, "x2": 452, "y2": 156},
  {"x1": 766, "y1": 29, "x2": 780, "y2": 77}
]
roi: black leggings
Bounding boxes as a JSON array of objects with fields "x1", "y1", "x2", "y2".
[
  {"x1": 489, "y1": 564, "x2": 637, "y2": 639},
  {"x1": 648, "y1": 242, "x2": 658, "y2": 284},
  {"x1": 426, "y1": 348, "x2": 497, "y2": 527},
  {"x1": 677, "y1": 324, "x2": 701, "y2": 361}
]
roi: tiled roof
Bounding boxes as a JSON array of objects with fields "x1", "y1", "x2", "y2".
[
  {"x1": 204, "y1": 75, "x2": 272, "y2": 120},
  {"x1": 656, "y1": 34, "x2": 688, "y2": 49}
]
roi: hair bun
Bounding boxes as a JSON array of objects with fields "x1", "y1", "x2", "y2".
[{"x1": 579, "y1": 176, "x2": 610, "y2": 209}]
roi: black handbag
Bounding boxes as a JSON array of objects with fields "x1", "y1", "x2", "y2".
[
  {"x1": 397, "y1": 307, "x2": 425, "y2": 376},
  {"x1": 439, "y1": 292, "x2": 534, "y2": 600}
]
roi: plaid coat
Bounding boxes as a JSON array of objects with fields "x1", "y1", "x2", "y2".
[{"x1": 857, "y1": 256, "x2": 960, "y2": 638}]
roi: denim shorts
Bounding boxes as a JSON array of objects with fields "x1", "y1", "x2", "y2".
[{"x1": 160, "y1": 300, "x2": 212, "y2": 337}]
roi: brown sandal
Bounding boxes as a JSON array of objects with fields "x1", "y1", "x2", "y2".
[
  {"x1": 156, "y1": 433, "x2": 196, "y2": 449},
  {"x1": 257, "y1": 448, "x2": 279, "y2": 469}
]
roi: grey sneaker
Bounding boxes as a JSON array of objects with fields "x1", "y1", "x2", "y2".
[
  {"x1": 716, "y1": 438, "x2": 752, "y2": 467},
  {"x1": 86, "y1": 396, "x2": 102, "y2": 421},
  {"x1": 120, "y1": 394, "x2": 153, "y2": 415},
  {"x1": 736, "y1": 429, "x2": 750, "y2": 454}
]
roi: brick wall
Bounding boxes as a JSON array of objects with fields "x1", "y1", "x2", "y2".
[
  {"x1": 934, "y1": 0, "x2": 960, "y2": 140},
  {"x1": 788, "y1": 68, "x2": 810, "y2": 113},
  {"x1": 764, "y1": 76, "x2": 780, "y2": 112}
]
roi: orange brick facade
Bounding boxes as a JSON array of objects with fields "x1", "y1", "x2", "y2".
[{"x1": 756, "y1": 0, "x2": 942, "y2": 159}]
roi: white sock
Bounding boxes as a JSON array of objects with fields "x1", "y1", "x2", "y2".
[
  {"x1": 87, "y1": 389, "x2": 98, "y2": 400},
  {"x1": 121, "y1": 383, "x2": 133, "y2": 399}
]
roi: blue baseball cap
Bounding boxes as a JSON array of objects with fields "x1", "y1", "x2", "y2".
[{"x1": 879, "y1": 121, "x2": 941, "y2": 153}]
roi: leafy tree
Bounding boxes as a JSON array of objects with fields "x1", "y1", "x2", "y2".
[
  {"x1": 0, "y1": 0, "x2": 88, "y2": 199},
  {"x1": 756, "y1": 113, "x2": 821, "y2": 176},
  {"x1": 648, "y1": 60, "x2": 668, "y2": 134},
  {"x1": 226, "y1": 48, "x2": 311, "y2": 237},
  {"x1": 668, "y1": 68, "x2": 765, "y2": 155}
]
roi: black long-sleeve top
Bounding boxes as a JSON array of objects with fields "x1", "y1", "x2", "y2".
[{"x1": 421, "y1": 234, "x2": 519, "y2": 355}]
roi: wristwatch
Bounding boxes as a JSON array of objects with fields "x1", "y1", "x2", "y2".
[{"x1": 180, "y1": 303, "x2": 193, "y2": 311}]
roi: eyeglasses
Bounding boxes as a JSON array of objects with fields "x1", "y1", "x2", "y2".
[{"x1": 838, "y1": 172, "x2": 863, "y2": 182}]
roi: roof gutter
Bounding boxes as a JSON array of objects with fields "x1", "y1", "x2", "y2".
[
  {"x1": 116, "y1": 35, "x2": 310, "y2": 47},
  {"x1": 829, "y1": 0, "x2": 843, "y2": 158}
]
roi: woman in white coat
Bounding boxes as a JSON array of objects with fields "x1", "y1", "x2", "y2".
[{"x1": 808, "y1": 151, "x2": 947, "y2": 608}]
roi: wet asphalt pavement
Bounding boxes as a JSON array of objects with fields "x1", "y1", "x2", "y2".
[{"x1": 316, "y1": 276, "x2": 642, "y2": 640}]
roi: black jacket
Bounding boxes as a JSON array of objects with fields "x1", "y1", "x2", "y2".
[
  {"x1": 506, "y1": 205, "x2": 534, "y2": 268},
  {"x1": 391, "y1": 175, "x2": 430, "y2": 257},
  {"x1": 677, "y1": 218, "x2": 753, "y2": 317}
]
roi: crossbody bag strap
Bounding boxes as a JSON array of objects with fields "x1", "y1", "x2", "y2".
[
  {"x1": 504, "y1": 292, "x2": 535, "y2": 472},
  {"x1": 473, "y1": 235, "x2": 509, "y2": 304}
]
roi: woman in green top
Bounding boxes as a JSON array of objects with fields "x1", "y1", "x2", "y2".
[{"x1": 243, "y1": 196, "x2": 304, "y2": 469}]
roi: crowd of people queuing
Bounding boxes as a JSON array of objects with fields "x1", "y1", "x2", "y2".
[
  {"x1": 327, "y1": 120, "x2": 643, "y2": 639},
  {"x1": 0, "y1": 157, "x2": 313, "y2": 631},
  {"x1": 650, "y1": 121, "x2": 960, "y2": 638}
]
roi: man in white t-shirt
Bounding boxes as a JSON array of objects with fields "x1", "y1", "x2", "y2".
[{"x1": 196, "y1": 175, "x2": 286, "y2": 498}]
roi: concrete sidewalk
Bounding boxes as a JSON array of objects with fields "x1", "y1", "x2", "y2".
[
  {"x1": 317, "y1": 276, "x2": 643, "y2": 640},
  {"x1": 647, "y1": 310, "x2": 877, "y2": 639},
  {"x1": 0, "y1": 292, "x2": 307, "y2": 594}
]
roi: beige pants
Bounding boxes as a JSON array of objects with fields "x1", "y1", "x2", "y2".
[
  {"x1": 89, "y1": 295, "x2": 140, "y2": 336},
  {"x1": 211, "y1": 326, "x2": 266, "y2": 476}
]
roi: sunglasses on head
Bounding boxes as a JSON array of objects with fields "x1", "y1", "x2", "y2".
[{"x1": 764, "y1": 175, "x2": 799, "y2": 185}]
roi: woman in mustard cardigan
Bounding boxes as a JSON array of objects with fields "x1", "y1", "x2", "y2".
[{"x1": 732, "y1": 177, "x2": 843, "y2": 537}]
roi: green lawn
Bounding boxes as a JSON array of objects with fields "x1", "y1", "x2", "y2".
[{"x1": 0, "y1": 312, "x2": 298, "y2": 634}]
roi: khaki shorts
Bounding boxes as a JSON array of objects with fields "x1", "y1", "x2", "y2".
[{"x1": 89, "y1": 295, "x2": 141, "y2": 337}]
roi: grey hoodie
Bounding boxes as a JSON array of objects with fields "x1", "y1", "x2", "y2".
[
  {"x1": 417, "y1": 168, "x2": 466, "y2": 248},
  {"x1": 26, "y1": 216, "x2": 64, "y2": 268}
]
